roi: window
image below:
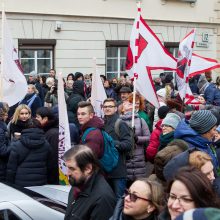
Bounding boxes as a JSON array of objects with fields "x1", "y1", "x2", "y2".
[
  {"x1": 164, "y1": 42, "x2": 179, "y2": 58},
  {"x1": 106, "y1": 41, "x2": 129, "y2": 79},
  {"x1": 0, "y1": 209, "x2": 21, "y2": 220},
  {"x1": 18, "y1": 39, "x2": 56, "y2": 75}
]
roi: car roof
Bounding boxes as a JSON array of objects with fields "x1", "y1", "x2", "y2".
[{"x1": 0, "y1": 182, "x2": 33, "y2": 202}]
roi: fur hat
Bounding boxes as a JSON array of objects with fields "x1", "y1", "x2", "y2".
[{"x1": 189, "y1": 110, "x2": 217, "y2": 134}]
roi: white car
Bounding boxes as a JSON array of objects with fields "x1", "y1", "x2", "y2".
[{"x1": 0, "y1": 182, "x2": 71, "y2": 220}]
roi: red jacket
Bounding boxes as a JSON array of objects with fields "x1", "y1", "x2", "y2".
[
  {"x1": 81, "y1": 116, "x2": 104, "y2": 159},
  {"x1": 146, "y1": 119, "x2": 162, "y2": 162}
]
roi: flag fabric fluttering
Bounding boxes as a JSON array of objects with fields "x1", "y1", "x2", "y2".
[
  {"x1": 176, "y1": 29, "x2": 197, "y2": 104},
  {"x1": 1, "y1": 11, "x2": 27, "y2": 106},
  {"x1": 90, "y1": 58, "x2": 107, "y2": 118},
  {"x1": 58, "y1": 72, "x2": 71, "y2": 185},
  {"x1": 189, "y1": 53, "x2": 220, "y2": 77},
  {"x1": 126, "y1": 10, "x2": 177, "y2": 108}
]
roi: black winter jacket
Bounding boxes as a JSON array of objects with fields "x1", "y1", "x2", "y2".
[
  {"x1": 65, "y1": 171, "x2": 116, "y2": 220},
  {"x1": 0, "y1": 121, "x2": 10, "y2": 181},
  {"x1": 6, "y1": 128, "x2": 52, "y2": 187}
]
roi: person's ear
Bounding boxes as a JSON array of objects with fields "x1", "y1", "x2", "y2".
[
  {"x1": 147, "y1": 204, "x2": 155, "y2": 213},
  {"x1": 84, "y1": 163, "x2": 93, "y2": 175}
]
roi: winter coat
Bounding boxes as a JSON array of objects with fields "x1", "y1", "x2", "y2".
[
  {"x1": 0, "y1": 121, "x2": 10, "y2": 181},
  {"x1": 42, "y1": 118, "x2": 59, "y2": 184},
  {"x1": 67, "y1": 80, "x2": 86, "y2": 127},
  {"x1": 6, "y1": 128, "x2": 52, "y2": 187},
  {"x1": 110, "y1": 198, "x2": 159, "y2": 220},
  {"x1": 65, "y1": 171, "x2": 116, "y2": 220},
  {"x1": 120, "y1": 113, "x2": 150, "y2": 181},
  {"x1": 138, "y1": 110, "x2": 152, "y2": 132},
  {"x1": 205, "y1": 83, "x2": 220, "y2": 106},
  {"x1": 19, "y1": 93, "x2": 42, "y2": 117},
  {"x1": 146, "y1": 120, "x2": 162, "y2": 162},
  {"x1": 80, "y1": 116, "x2": 105, "y2": 159},
  {"x1": 158, "y1": 131, "x2": 174, "y2": 151},
  {"x1": 9, "y1": 119, "x2": 31, "y2": 139},
  {"x1": 158, "y1": 208, "x2": 171, "y2": 220},
  {"x1": 174, "y1": 119, "x2": 220, "y2": 172},
  {"x1": 104, "y1": 113, "x2": 132, "y2": 179}
]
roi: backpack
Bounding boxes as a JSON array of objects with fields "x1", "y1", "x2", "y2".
[{"x1": 81, "y1": 127, "x2": 119, "y2": 173}]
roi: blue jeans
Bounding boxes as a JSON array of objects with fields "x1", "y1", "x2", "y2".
[{"x1": 109, "y1": 178, "x2": 127, "y2": 200}]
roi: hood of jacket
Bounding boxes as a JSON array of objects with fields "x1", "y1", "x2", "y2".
[
  {"x1": 20, "y1": 128, "x2": 46, "y2": 149},
  {"x1": 82, "y1": 116, "x2": 104, "y2": 131},
  {"x1": 72, "y1": 80, "x2": 85, "y2": 97}
]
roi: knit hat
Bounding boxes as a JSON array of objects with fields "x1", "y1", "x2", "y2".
[
  {"x1": 29, "y1": 70, "x2": 38, "y2": 77},
  {"x1": 119, "y1": 86, "x2": 132, "y2": 93},
  {"x1": 161, "y1": 113, "x2": 181, "y2": 129},
  {"x1": 158, "y1": 106, "x2": 170, "y2": 119},
  {"x1": 176, "y1": 208, "x2": 220, "y2": 220},
  {"x1": 189, "y1": 110, "x2": 217, "y2": 134}
]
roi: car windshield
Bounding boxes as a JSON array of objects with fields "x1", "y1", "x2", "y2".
[{"x1": 5, "y1": 183, "x2": 67, "y2": 214}]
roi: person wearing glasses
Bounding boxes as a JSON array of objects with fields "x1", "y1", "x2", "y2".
[
  {"x1": 159, "y1": 166, "x2": 220, "y2": 220},
  {"x1": 103, "y1": 98, "x2": 132, "y2": 200},
  {"x1": 110, "y1": 178, "x2": 164, "y2": 220}
]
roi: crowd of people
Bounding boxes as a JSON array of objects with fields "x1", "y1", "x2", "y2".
[{"x1": 1, "y1": 68, "x2": 220, "y2": 220}]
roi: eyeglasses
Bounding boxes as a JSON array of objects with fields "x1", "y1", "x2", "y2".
[
  {"x1": 167, "y1": 194, "x2": 194, "y2": 205},
  {"x1": 103, "y1": 105, "x2": 116, "y2": 109},
  {"x1": 124, "y1": 189, "x2": 151, "y2": 202}
]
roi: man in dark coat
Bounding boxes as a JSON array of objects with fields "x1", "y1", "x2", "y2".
[
  {"x1": 103, "y1": 98, "x2": 132, "y2": 199},
  {"x1": 36, "y1": 107, "x2": 59, "y2": 184},
  {"x1": 77, "y1": 101, "x2": 104, "y2": 159},
  {"x1": 64, "y1": 145, "x2": 116, "y2": 220},
  {"x1": 6, "y1": 119, "x2": 52, "y2": 187},
  {"x1": 67, "y1": 80, "x2": 86, "y2": 128}
]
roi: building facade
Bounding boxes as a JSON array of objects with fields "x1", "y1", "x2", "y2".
[{"x1": 2, "y1": 0, "x2": 220, "y2": 78}]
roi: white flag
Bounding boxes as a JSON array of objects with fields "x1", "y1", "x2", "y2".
[
  {"x1": 126, "y1": 14, "x2": 177, "y2": 108},
  {"x1": 58, "y1": 72, "x2": 71, "y2": 185},
  {"x1": 91, "y1": 61, "x2": 107, "y2": 117},
  {"x1": 176, "y1": 29, "x2": 196, "y2": 103},
  {"x1": 190, "y1": 53, "x2": 220, "y2": 77},
  {"x1": 1, "y1": 11, "x2": 27, "y2": 106}
]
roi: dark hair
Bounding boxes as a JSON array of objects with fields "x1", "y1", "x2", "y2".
[
  {"x1": 26, "y1": 118, "x2": 41, "y2": 128},
  {"x1": 100, "y1": 74, "x2": 106, "y2": 81},
  {"x1": 36, "y1": 107, "x2": 55, "y2": 120},
  {"x1": 103, "y1": 98, "x2": 117, "y2": 106},
  {"x1": 168, "y1": 166, "x2": 220, "y2": 208},
  {"x1": 67, "y1": 73, "x2": 75, "y2": 81},
  {"x1": 78, "y1": 101, "x2": 94, "y2": 114},
  {"x1": 63, "y1": 145, "x2": 99, "y2": 172}
]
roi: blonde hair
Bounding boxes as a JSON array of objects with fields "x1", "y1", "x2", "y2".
[
  {"x1": 189, "y1": 151, "x2": 212, "y2": 170},
  {"x1": 28, "y1": 84, "x2": 39, "y2": 94},
  {"x1": 11, "y1": 104, "x2": 31, "y2": 124}
]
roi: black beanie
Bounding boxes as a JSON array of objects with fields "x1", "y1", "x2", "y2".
[
  {"x1": 74, "y1": 72, "x2": 84, "y2": 80},
  {"x1": 158, "y1": 106, "x2": 170, "y2": 119},
  {"x1": 189, "y1": 110, "x2": 217, "y2": 134}
]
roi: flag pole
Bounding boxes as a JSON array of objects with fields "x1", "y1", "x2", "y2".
[
  {"x1": 131, "y1": 1, "x2": 141, "y2": 128},
  {"x1": 0, "y1": 3, "x2": 5, "y2": 101}
]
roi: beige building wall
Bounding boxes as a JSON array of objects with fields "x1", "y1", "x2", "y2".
[{"x1": 1, "y1": 0, "x2": 220, "y2": 76}]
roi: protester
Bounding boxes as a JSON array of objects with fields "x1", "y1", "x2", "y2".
[
  {"x1": 103, "y1": 98, "x2": 132, "y2": 199},
  {"x1": 77, "y1": 101, "x2": 104, "y2": 159},
  {"x1": 6, "y1": 118, "x2": 53, "y2": 187},
  {"x1": 9, "y1": 104, "x2": 32, "y2": 140},
  {"x1": 120, "y1": 98, "x2": 150, "y2": 185},
  {"x1": 158, "y1": 113, "x2": 181, "y2": 151},
  {"x1": 66, "y1": 73, "x2": 75, "y2": 81},
  {"x1": 117, "y1": 87, "x2": 132, "y2": 113},
  {"x1": 63, "y1": 145, "x2": 116, "y2": 220},
  {"x1": 104, "y1": 80, "x2": 117, "y2": 99},
  {"x1": 146, "y1": 106, "x2": 170, "y2": 162},
  {"x1": 174, "y1": 110, "x2": 220, "y2": 174},
  {"x1": 0, "y1": 102, "x2": 10, "y2": 181},
  {"x1": 19, "y1": 84, "x2": 42, "y2": 117},
  {"x1": 158, "y1": 166, "x2": 220, "y2": 220},
  {"x1": 36, "y1": 107, "x2": 59, "y2": 184},
  {"x1": 110, "y1": 178, "x2": 164, "y2": 220}
]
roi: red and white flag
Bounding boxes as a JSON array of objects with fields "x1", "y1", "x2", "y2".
[
  {"x1": 126, "y1": 7, "x2": 177, "y2": 108},
  {"x1": 0, "y1": 11, "x2": 27, "y2": 106},
  {"x1": 190, "y1": 53, "x2": 220, "y2": 77},
  {"x1": 176, "y1": 29, "x2": 197, "y2": 104}
]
